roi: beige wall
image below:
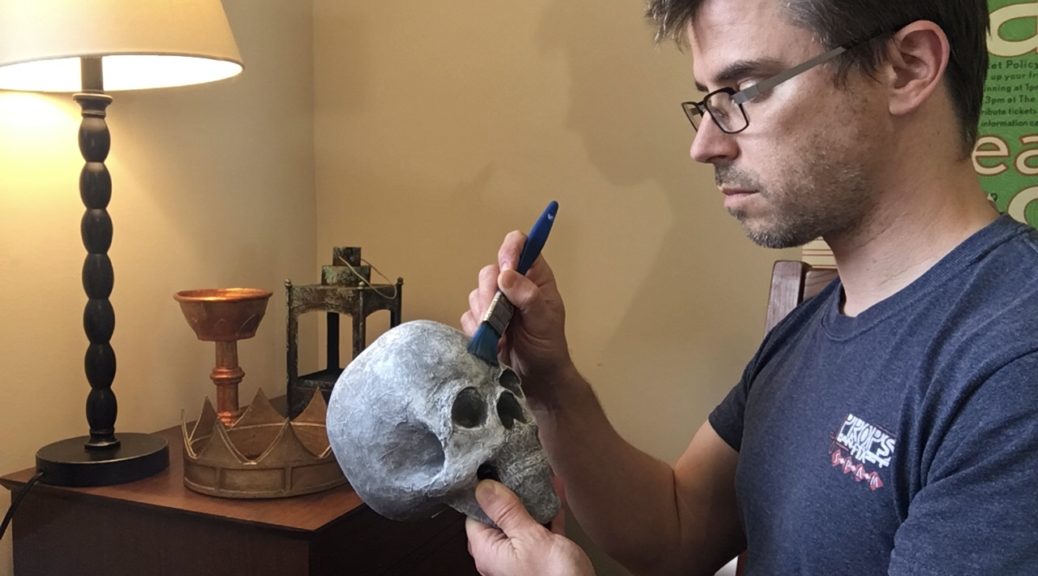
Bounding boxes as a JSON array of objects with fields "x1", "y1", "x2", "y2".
[
  {"x1": 0, "y1": 1, "x2": 315, "y2": 573},
  {"x1": 1, "y1": 2, "x2": 794, "y2": 574},
  {"x1": 313, "y1": 1, "x2": 793, "y2": 574}
]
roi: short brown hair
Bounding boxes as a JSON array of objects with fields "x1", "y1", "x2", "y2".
[{"x1": 646, "y1": 0, "x2": 989, "y2": 152}]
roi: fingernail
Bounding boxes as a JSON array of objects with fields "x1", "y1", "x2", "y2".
[{"x1": 476, "y1": 479, "x2": 497, "y2": 500}]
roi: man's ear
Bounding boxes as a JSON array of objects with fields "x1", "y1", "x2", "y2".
[{"x1": 883, "y1": 20, "x2": 950, "y2": 117}]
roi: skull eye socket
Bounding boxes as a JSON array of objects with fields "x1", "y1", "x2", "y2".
[
  {"x1": 496, "y1": 391, "x2": 527, "y2": 429},
  {"x1": 451, "y1": 387, "x2": 487, "y2": 428},
  {"x1": 498, "y1": 368, "x2": 523, "y2": 397},
  {"x1": 380, "y1": 422, "x2": 445, "y2": 483}
]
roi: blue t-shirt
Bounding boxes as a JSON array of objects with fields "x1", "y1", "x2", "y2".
[{"x1": 710, "y1": 215, "x2": 1038, "y2": 575}]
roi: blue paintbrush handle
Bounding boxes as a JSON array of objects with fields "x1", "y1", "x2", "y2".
[{"x1": 515, "y1": 201, "x2": 558, "y2": 275}]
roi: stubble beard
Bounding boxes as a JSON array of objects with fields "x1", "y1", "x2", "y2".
[{"x1": 719, "y1": 138, "x2": 872, "y2": 250}]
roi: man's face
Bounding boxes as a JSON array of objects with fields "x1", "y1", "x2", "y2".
[{"x1": 687, "y1": 0, "x2": 887, "y2": 248}]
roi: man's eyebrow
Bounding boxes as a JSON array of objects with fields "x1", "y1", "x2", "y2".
[{"x1": 693, "y1": 58, "x2": 784, "y2": 93}]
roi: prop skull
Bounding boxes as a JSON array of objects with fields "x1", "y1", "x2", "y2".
[{"x1": 326, "y1": 320, "x2": 559, "y2": 525}]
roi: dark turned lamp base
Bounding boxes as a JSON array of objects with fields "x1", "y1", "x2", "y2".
[
  {"x1": 36, "y1": 433, "x2": 169, "y2": 487},
  {"x1": 33, "y1": 61, "x2": 171, "y2": 489}
]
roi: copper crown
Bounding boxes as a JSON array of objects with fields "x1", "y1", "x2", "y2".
[{"x1": 182, "y1": 388, "x2": 345, "y2": 499}]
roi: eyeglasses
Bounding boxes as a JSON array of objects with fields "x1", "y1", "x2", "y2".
[{"x1": 681, "y1": 43, "x2": 852, "y2": 134}]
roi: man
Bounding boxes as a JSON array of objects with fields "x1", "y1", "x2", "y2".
[{"x1": 462, "y1": 0, "x2": 1038, "y2": 574}]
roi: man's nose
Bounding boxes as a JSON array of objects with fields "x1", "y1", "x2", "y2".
[{"x1": 689, "y1": 115, "x2": 738, "y2": 165}]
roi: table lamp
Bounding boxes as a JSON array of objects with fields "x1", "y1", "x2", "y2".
[{"x1": 0, "y1": 0, "x2": 243, "y2": 486}]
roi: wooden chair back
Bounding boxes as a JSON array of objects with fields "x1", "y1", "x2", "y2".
[{"x1": 763, "y1": 260, "x2": 839, "y2": 334}]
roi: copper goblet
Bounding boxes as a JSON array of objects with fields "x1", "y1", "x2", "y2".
[{"x1": 174, "y1": 288, "x2": 272, "y2": 426}]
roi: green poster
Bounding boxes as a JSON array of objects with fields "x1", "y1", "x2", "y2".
[{"x1": 973, "y1": 0, "x2": 1038, "y2": 226}]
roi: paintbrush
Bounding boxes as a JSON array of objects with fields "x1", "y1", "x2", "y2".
[{"x1": 467, "y1": 200, "x2": 559, "y2": 366}]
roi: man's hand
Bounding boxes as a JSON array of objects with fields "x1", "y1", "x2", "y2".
[
  {"x1": 466, "y1": 480, "x2": 595, "y2": 576},
  {"x1": 461, "y1": 231, "x2": 576, "y2": 408}
]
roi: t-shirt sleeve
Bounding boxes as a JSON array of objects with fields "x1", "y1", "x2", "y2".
[
  {"x1": 708, "y1": 356, "x2": 758, "y2": 452},
  {"x1": 710, "y1": 282, "x2": 836, "y2": 453},
  {"x1": 887, "y1": 352, "x2": 1038, "y2": 575}
]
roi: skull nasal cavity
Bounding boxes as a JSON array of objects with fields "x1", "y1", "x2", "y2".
[
  {"x1": 497, "y1": 392, "x2": 526, "y2": 429},
  {"x1": 498, "y1": 368, "x2": 523, "y2": 397},
  {"x1": 452, "y1": 387, "x2": 487, "y2": 428}
]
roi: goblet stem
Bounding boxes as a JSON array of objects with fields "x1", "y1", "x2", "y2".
[{"x1": 211, "y1": 340, "x2": 244, "y2": 425}]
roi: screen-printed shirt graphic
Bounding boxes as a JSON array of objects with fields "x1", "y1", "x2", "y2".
[{"x1": 831, "y1": 413, "x2": 896, "y2": 491}]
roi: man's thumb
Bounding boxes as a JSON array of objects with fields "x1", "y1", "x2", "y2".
[{"x1": 475, "y1": 480, "x2": 537, "y2": 536}]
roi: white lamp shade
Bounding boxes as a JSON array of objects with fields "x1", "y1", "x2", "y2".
[{"x1": 0, "y1": 0, "x2": 243, "y2": 92}]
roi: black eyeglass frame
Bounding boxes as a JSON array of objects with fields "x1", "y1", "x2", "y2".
[{"x1": 681, "y1": 43, "x2": 852, "y2": 134}]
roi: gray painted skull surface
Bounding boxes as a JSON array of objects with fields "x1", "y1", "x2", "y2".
[{"x1": 326, "y1": 320, "x2": 560, "y2": 525}]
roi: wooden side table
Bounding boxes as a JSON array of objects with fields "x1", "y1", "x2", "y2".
[{"x1": 1, "y1": 424, "x2": 478, "y2": 576}]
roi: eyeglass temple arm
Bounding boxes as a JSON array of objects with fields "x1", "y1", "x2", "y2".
[{"x1": 731, "y1": 45, "x2": 848, "y2": 105}]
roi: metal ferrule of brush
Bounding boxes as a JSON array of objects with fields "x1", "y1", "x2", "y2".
[{"x1": 481, "y1": 291, "x2": 515, "y2": 336}]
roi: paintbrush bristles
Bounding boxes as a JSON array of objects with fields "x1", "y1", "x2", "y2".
[
  {"x1": 467, "y1": 322, "x2": 501, "y2": 366},
  {"x1": 469, "y1": 290, "x2": 517, "y2": 365}
]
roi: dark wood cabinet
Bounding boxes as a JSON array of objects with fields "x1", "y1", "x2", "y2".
[{"x1": 1, "y1": 425, "x2": 478, "y2": 576}]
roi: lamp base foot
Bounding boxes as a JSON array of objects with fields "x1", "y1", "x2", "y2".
[{"x1": 36, "y1": 433, "x2": 169, "y2": 487}]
